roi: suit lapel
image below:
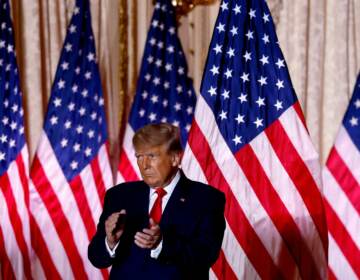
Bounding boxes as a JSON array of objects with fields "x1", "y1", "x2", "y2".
[
  {"x1": 133, "y1": 182, "x2": 150, "y2": 228},
  {"x1": 160, "y1": 173, "x2": 190, "y2": 227}
]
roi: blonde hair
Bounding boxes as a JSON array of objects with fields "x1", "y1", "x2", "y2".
[{"x1": 132, "y1": 123, "x2": 182, "y2": 153}]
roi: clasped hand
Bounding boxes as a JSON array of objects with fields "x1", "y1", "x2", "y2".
[
  {"x1": 134, "y1": 218, "x2": 161, "y2": 249},
  {"x1": 105, "y1": 210, "x2": 161, "y2": 250}
]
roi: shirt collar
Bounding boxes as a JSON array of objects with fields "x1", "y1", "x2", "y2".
[{"x1": 149, "y1": 170, "x2": 180, "y2": 198}]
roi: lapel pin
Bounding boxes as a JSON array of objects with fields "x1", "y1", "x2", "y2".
[{"x1": 180, "y1": 198, "x2": 186, "y2": 202}]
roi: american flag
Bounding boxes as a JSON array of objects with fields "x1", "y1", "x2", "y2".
[
  {"x1": 29, "y1": 0, "x2": 112, "y2": 279},
  {"x1": 0, "y1": 0, "x2": 32, "y2": 279},
  {"x1": 116, "y1": 0, "x2": 196, "y2": 183},
  {"x1": 181, "y1": 0, "x2": 329, "y2": 279},
  {"x1": 323, "y1": 73, "x2": 360, "y2": 279}
]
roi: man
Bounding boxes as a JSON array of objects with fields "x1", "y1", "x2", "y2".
[{"x1": 88, "y1": 123, "x2": 226, "y2": 279}]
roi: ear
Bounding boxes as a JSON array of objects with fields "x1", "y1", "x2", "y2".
[{"x1": 171, "y1": 152, "x2": 182, "y2": 167}]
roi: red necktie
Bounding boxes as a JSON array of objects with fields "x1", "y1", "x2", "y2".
[{"x1": 150, "y1": 188, "x2": 167, "y2": 224}]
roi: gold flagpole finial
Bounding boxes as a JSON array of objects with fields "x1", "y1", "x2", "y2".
[
  {"x1": 153, "y1": 0, "x2": 217, "y2": 18},
  {"x1": 172, "y1": 0, "x2": 217, "y2": 16}
]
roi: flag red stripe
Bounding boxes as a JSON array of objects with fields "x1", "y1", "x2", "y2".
[
  {"x1": 0, "y1": 227, "x2": 16, "y2": 280},
  {"x1": 266, "y1": 119, "x2": 328, "y2": 250},
  {"x1": 212, "y1": 249, "x2": 238, "y2": 280},
  {"x1": 31, "y1": 156, "x2": 88, "y2": 279},
  {"x1": 118, "y1": 148, "x2": 139, "y2": 182},
  {"x1": 29, "y1": 214, "x2": 62, "y2": 280},
  {"x1": 293, "y1": 102, "x2": 307, "y2": 129},
  {"x1": 324, "y1": 199, "x2": 360, "y2": 278},
  {"x1": 90, "y1": 153, "x2": 110, "y2": 280},
  {"x1": 326, "y1": 148, "x2": 360, "y2": 214},
  {"x1": 188, "y1": 121, "x2": 286, "y2": 279},
  {"x1": 0, "y1": 173, "x2": 32, "y2": 280},
  {"x1": 235, "y1": 144, "x2": 321, "y2": 280},
  {"x1": 90, "y1": 153, "x2": 107, "y2": 205},
  {"x1": 69, "y1": 176, "x2": 97, "y2": 239}
]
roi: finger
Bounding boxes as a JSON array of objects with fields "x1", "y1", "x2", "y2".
[
  {"x1": 134, "y1": 234, "x2": 149, "y2": 244},
  {"x1": 111, "y1": 210, "x2": 125, "y2": 219},
  {"x1": 141, "y1": 230, "x2": 161, "y2": 246},
  {"x1": 112, "y1": 211, "x2": 123, "y2": 219},
  {"x1": 107, "y1": 210, "x2": 126, "y2": 226},
  {"x1": 106, "y1": 223, "x2": 118, "y2": 236},
  {"x1": 134, "y1": 233, "x2": 160, "y2": 250},
  {"x1": 111, "y1": 214, "x2": 120, "y2": 221},
  {"x1": 142, "y1": 228, "x2": 160, "y2": 236},
  {"x1": 105, "y1": 212, "x2": 124, "y2": 233},
  {"x1": 149, "y1": 218, "x2": 156, "y2": 227},
  {"x1": 135, "y1": 231, "x2": 153, "y2": 241},
  {"x1": 134, "y1": 233, "x2": 152, "y2": 248},
  {"x1": 106, "y1": 219, "x2": 116, "y2": 227},
  {"x1": 105, "y1": 218, "x2": 118, "y2": 230},
  {"x1": 107, "y1": 212, "x2": 121, "y2": 224},
  {"x1": 134, "y1": 239, "x2": 149, "y2": 249},
  {"x1": 149, "y1": 218, "x2": 161, "y2": 229},
  {"x1": 105, "y1": 218, "x2": 117, "y2": 229},
  {"x1": 112, "y1": 213, "x2": 126, "y2": 234}
]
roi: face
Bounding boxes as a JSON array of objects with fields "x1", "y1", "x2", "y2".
[{"x1": 135, "y1": 144, "x2": 181, "y2": 188}]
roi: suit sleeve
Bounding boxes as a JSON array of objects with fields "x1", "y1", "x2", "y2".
[
  {"x1": 158, "y1": 190, "x2": 226, "y2": 269},
  {"x1": 88, "y1": 189, "x2": 116, "y2": 268}
]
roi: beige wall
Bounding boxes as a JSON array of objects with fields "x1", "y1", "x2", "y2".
[{"x1": 11, "y1": 0, "x2": 360, "y2": 168}]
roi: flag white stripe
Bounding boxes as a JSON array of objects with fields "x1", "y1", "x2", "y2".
[
  {"x1": 334, "y1": 126, "x2": 360, "y2": 184},
  {"x1": 0, "y1": 190, "x2": 23, "y2": 279},
  {"x1": 279, "y1": 107, "x2": 322, "y2": 188},
  {"x1": 20, "y1": 147, "x2": 32, "y2": 260},
  {"x1": 222, "y1": 221, "x2": 260, "y2": 280},
  {"x1": 190, "y1": 96, "x2": 291, "y2": 267},
  {"x1": 185, "y1": 143, "x2": 265, "y2": 279},
  {"x1": 36, "y1": 132, "x2": 90, "y2": 241},
  {"x1": 29, "y1": 179, "x2": 74, "y2": 279},
  {"x1": 79, "y1": 165, "x2": 103, "y2": 227},
  {"x1": 183, "y1": 145, "x2": 222, "y2": 280},
  {"x1": 21, "y1": 146, "x2": 30, "y2": 177},
  {"x1": 31, "y1": 253, "x2": 46, "y2": 280},
  {"x1": 323, "y1": 167, "x2": 360, "y2": 247},
  {"x1": 121, "y1": 124, "x2": 141, "y2": 177},
  {"x1": 209, "y1": 269, "x2": 217, "y2": 280},
  {"x1": 183, "y1": 144, "x2": 208, "y2": 183},
  {"x1": 184, "y1": 134, "x2": 260, "y2": 279},
  {"x1": 97, "y1": 144, "x2": 113, "y2": 190},
  {"x1": 35, "y1": 131, "x2": 103, "y2": 279},
  {"x1": 328, "y1": 234, "x2": 358, "y2": 280},
  {"x1": 251, "y1": 132, "x2": 326, "y2": 272},
  {"x1": 6, "y1": 161, "x2": 27, "y2": 215},
  {"x1": 0, "y1": 151, "x2": 32, "y2": 279},
  {"x1": 6, "y1": 160, "x2": 31, "y2": 251},
  {"x1": 116, "y1": 171, "x2": 124, "y2": 184},
  {"x1": 20, "y1": 146, "x2": 31, "y2": 253}
]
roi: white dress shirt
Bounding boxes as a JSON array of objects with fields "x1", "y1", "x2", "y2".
[{"x1": 106, "y1": 170, "x2": 181, "y2": 259}]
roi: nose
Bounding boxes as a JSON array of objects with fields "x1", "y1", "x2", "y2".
[{"x1": 142, "y1": 156, "x2": 151, "y2": 170}]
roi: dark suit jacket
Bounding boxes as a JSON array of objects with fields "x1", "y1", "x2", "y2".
[{"x1": 88, "y1": 172, "x2": 226, "y2": 280}]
